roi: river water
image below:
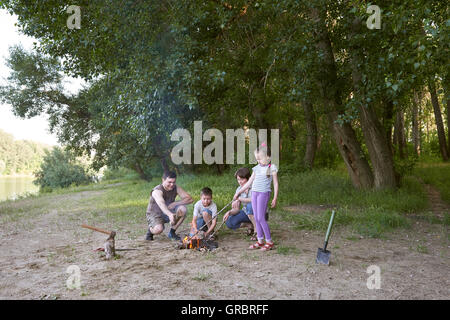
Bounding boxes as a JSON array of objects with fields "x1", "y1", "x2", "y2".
[{"x1": 0, "y1": 176, "x2": 39, "y2": 202}]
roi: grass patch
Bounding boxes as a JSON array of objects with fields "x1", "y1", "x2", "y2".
[
  {"x1": 414, "y1": 162, "x2": 450, "y2": 204},
  {"x1": 416, "y1": 243, "x2": 429, "y2": 254},
  {"x1": 276, "y1": 168, "x2": 430, "y2": 238},
  {"x1": 102, "y1": 167, "x2": 140, "y2": 181},
  {"x1": 280, "y1": 169, "x2": 427, "y2": 213},
  {"x1": 412, "y1": 211, "x2": 445, "y2": 225},
  {"x1": 444, "y1": 213, "x2": 450, "y2": 226},
  {"x1": 280, "y1": 207, "x2": 411, "y2": 239},
  {"x1": 2, "y1": 164, "x2": 438, "y2": 239},
  {"x1": 276, "y1": 246, "x2": 300, "y2": 255},
  {"x1": 345, "y1": 234, "x2": 361, "y2": 241}
]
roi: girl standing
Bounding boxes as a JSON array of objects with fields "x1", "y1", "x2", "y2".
[{"x1": 233, "y1": 143, "x2": 278, "y2": 251}]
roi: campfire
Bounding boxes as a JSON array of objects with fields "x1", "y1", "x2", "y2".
[{"x1": 176, "y1": 234, "x2": 219, "y2": 251}]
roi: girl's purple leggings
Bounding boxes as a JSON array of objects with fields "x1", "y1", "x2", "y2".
[{"x1": 251, "y1": 191, "x2": 271, "y2": 242}]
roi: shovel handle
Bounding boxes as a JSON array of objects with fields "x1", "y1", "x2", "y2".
[{"x1": 323, "y1": 210, "x2": 336, "y2": 250}]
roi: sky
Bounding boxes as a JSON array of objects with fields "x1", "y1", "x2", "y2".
[{"x1": 0, "y1": 9, "x2": 83, "y2": 146}]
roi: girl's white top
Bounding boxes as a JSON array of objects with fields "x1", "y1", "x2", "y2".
[{"x1": 251, "y1": 163, "x2": 278, "y2": 193}]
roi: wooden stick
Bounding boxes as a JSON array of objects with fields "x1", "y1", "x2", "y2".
[{"x1": 81, "y1": 224, "x2": 112, "y2": 236}]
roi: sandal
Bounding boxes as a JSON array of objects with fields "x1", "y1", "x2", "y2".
[
  {"x1": 260, "y1": 242, "x2": 274, "y2": 251},
  {"x1": 248, "y1": 242, "x2": 264, "y2": 250},
  {"x1": 250, "y1": 232, "x2": 258, "y2": 241}
]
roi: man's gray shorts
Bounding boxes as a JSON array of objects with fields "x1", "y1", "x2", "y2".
[{"x1": 146, "y1": 204, "x2": 185, "y2": 228}]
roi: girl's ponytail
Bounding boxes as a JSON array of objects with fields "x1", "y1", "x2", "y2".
[{"x1": 266, "y1": 161, "x2": 271, "y2": 178}]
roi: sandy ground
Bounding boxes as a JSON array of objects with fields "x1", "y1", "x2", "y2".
[{"x1": 0, "y1": 184, "x2": 448, "y2": 300}]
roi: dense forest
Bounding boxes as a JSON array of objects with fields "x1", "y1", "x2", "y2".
[
  {"x1": 0, "y1": 0, "x2": 448, "y2": 187},
  {"x1": 0, "y1": 129, "x2": 50, "y2": 175}
]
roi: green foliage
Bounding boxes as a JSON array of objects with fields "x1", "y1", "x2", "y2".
[
  {"x1": 414, "y1": 162, "x2": 450, "y2": 204},
  {"x1": 393, "y1": 154, "x2": 419, "y2": 183},
  {"x1": 283, "y1": 207, "x2": 411, "y2": 239},
  {"x1": 102, "y1": 167, "x2": 139, "y2": 181},
  {"x1": 444, "y1": 213, "x2": 450, "y2": 226},
  {"x1": 0, "y1": 129, "x2": 50, "y2": 175},
  {"x1": 0, "y1": 45, "x2": 66, "y2": 118},
  {"x1": 276, "y1": 246, "x2": 300, "y2": 255},
  {"x1": 279, "y1": 168, "x2": 427, "y2": 212},
  {"x1": 33, "y1": 147, "x2": 94, "y2": 190},
  {"x1": 0, "y1": 0, "x2": 448, "y2": 187}
]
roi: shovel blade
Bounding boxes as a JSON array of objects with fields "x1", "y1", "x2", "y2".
[{"x1": 316, "y1": 247, "x2": 331, "y2": 265}]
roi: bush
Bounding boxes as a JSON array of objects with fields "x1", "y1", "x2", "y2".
[
  {"x1": 394, "y1": 154, "x2": 419, "y2": 182},
  {"x1": 33, "y1": 147, "x2": 94, "y2": 189},
  {"x1": 102, "y1": 167, "x2": 139, "y2": 181}
]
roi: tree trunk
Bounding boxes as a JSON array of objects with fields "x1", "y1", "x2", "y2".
[
  {"x1": 309, "y1": 7, "x2": 373, "y2": 189},
  {"x1": 287, "y1": 118, "x2": 297, "y2": 142},
  {"x1": 134, "y1": 162, "x2": 149, "y2": 181},
  {"x1": 444, "y1": 81, "x2": 450, "y2": 155},
  {"x1": 394, "y1": 110, "x2": 407, "y2": 159},
  {"x1": 216, "y1": 163, "x2": 225, "y2": 174},
  {"x1": 412, "y1": 90, "x2": 421, "y2": 157},
  {"x1": 358, "y1": 103, "x2": 399, "y2": 188},
  {"x1": 154, "y1": 133, "x2": 172, "y2": 173},
  {"x1": 160, "y1": 157, "x2": 170, "y2": 172},
  {"x1": 251, "y1": 98, "x2": 271, "y2": 129},
  {"x1": 392, "y1": 114, "x2": 398, "y2": 149},
  {"x1": 447, "y1": 97, "x2": 450, "y2": 155},
  {"x1": 382, "y1": 98, "x2": 395, "y2": 156},
  {"x1": 428, "y1": 80, "x2": 449, "y2": 161},
  {"x1": 349, "y1": 17, "x2": 398, "y2": 188},
  {"x1": 328, "y1": 111, "x2": 374, "y2": 188},
  {"x1": 302, "y1": 100, "x2": 318, "y2": 169}
]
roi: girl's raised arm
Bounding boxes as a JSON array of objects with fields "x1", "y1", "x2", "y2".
[{"x1": 271, "y1": 171, "x2": 278, "y2": 208}]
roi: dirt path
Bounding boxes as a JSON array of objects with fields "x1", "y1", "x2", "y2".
[
  {"x1": 0, "y1": 187, "x2": 448, "y2": 300},
  {"x1": 421, "y1": 183, "x2": 448, "y2": 218}
]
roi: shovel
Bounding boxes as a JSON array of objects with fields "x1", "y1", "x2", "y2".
[{"x1": 316, "y1": 209, "x2": 336, "y2": 265}]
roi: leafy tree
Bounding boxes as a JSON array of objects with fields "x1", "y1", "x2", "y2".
[
  {"x1": 0, "y1": 129, "x2": 49, "y2": 175},
  {"x1": 1, "y1": 0, "x2": 448, "y2": 189},
  {"x1": 33, "y1": 147, "x2": 93, "y2": 189},
  {"x1": 0, "y1": 1, "x2": 198, "y2": 180}
]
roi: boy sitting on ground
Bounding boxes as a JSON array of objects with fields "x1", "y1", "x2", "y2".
[{"x1": 189, "y1": 187, "x2": 218, "y2": 240}]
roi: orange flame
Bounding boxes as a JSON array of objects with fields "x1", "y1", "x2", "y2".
[{"x1": 182, "y1": 236, "x2": 200, "y2": 249}]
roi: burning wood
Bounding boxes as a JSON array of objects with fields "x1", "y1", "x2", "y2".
[{"x1": 176, "y1": 236, "x2": 219, "y2": 251}]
